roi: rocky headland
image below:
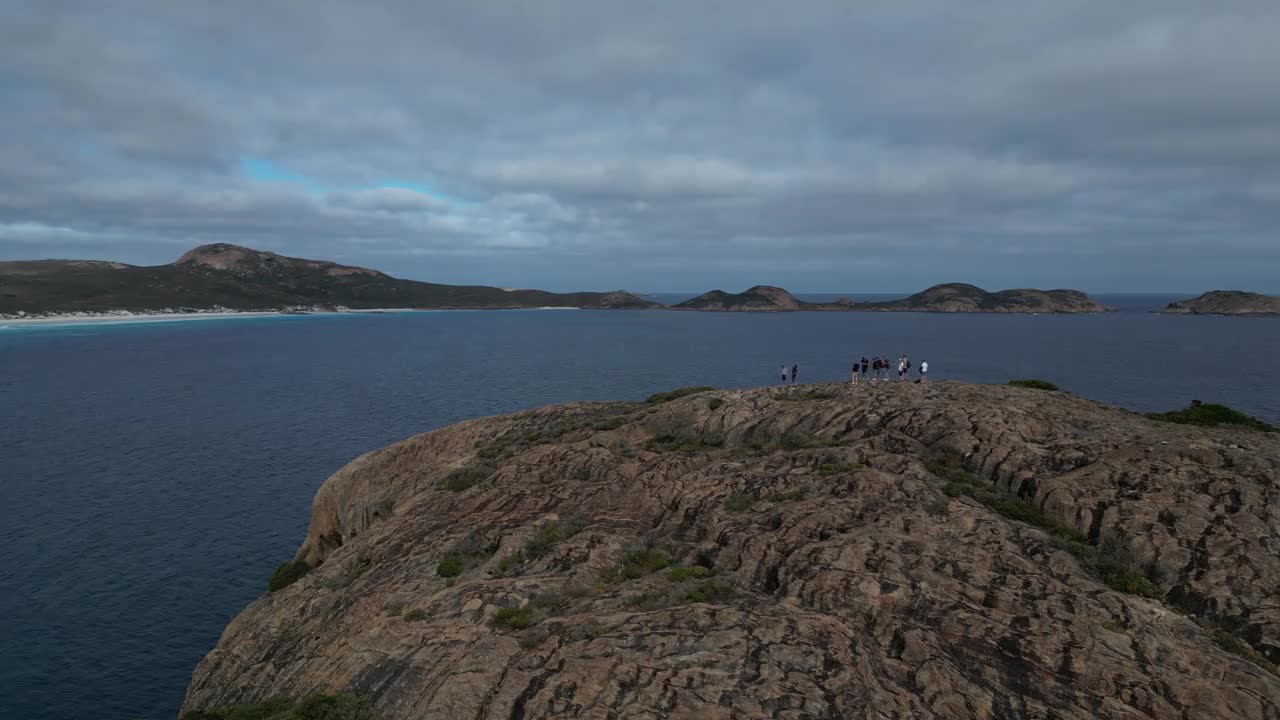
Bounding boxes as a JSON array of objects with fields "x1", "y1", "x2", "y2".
[
  {"x1": 1161, "y1": 291, "x2": 1280, "y2": 316},
  {"x1": 184, "y1": 382, "x2": 1279, "y2": 719},
  {"x1": 671, "y1": 286, "x2": 806, "y2": 311}
]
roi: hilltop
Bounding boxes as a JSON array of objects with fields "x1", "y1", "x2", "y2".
[
  {"x1": 1162, "y1": 290, "x2": 1280, "y2": 316},
  {"x1": 184, "y1": 382, "x2": 1279, "y2": 719},
  {"x1": 0, "y1": 243, "x2": 660, "y2": 316}
]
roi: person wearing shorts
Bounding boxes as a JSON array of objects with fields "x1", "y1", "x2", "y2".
[
  {"x1": 920, "y1": 361, "x2": 928, "y2": 382},
  {"x1": 780, "y1": 365, "x2": 788, "y2": 384}
]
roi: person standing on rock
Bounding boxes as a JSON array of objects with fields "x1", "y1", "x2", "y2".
[
  {"x1": 791, "y1": 364, "x2": 799, "y2": 384},
  {"x1": 780, "y1": 364, "x2": 788, "y2": 384},
  {"x1": 850, "y1": 360, "x2": 858, "y2": 384},
  {"x1": 861, "y1": 356, "x2": 869, "y2": 382},
  {"x1": 871, "y1": 357, "x2": 880, "y2": 381},
  {"x1": 920, "y1": 361, "x2": 928, "y2": 382}
]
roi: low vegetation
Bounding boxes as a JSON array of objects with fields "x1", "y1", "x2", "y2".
[
  {"x1": 180, "y1": 694, "x2": 379, "y2": 720},
  {"x1": 472, "y1": 407, "x2": 641, "y2": 464},
  {"x1": 1209, "y1": 625, "x2": 1280, "y2": 677},
  {"x1": 666, "y1": 565, "x2": 713, "y2": 582},
  {"x1": 724, "y1": 493, "x2": 755, "y2": 513},
  {"x1": 930, "y1": 454, "x2": 1160, "y2": 599},
  {"x1": 436, "y1": 554, "x2": 464, "y2": 578},
  {"x1": 1008, "y1": 379, "x2": 1059, "y2": 391},
  {"x1": 817, "y1": 461, "x2": 859, "y2": 476},
  {"x1": 766, "y1": 487, "x2": 808, "y2": 503},
  {"x1": 267, "y1": 560, "x2": 310, "y2": 593},
  {"x1": 1147, "y1": 400, "x2": 1276, "y2": 432},
  {"x1": 618, "y1": 547, "x2": 673, "y2": 579},
  {"x1": 436, "y1": 536, "x2": 499, "y2": 578},
  {"x1": 627, "y1": 576, "x2": 738, "y2": 611},
  {"x1": 493, "y1": 590, "x2": 570, "y2": 631},
  {"x1": 647, "y1": 417, "x2": 724, "y2": 453},
  {"x1": 493, "y1": 606, "x2": 536, "y2": 630},
  {"x1": 403, "y1": 609, "x2": 428, "y2": 622},
  {"x1": 493, "y1": 515, "x2": 587, "y2": 575},
  {"x1": 646, "y1": 386, "x2": 715, "y2": 404},
  {"x1": 440, "y1": 460, "x2": 496, "y2": 492}
]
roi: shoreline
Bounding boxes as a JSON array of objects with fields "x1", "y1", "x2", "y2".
[{"x1": 0, "y1": 306, "x2": 593, "y2": 329}]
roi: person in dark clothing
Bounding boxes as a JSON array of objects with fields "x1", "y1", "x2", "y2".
[
  {"x1": 860, "y1": 356, "x2": 869, "y2": 381},
  {"x1": 871, "y1": 357, "x2": 881, "y2": 381},
  {"x1": 790, "y1": 364, "x2": 798, "y2": 383}
]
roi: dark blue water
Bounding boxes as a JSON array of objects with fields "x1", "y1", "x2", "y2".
[{"x1": 2, "y1": 299, "x2": 1277, "y2": 720}]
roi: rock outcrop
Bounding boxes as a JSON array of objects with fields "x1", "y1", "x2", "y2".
[
  {"x1": 860, "y1": 283, "x2": 1112, "y2": 313},
  {"x1": 184, "y1": 383, "x2": 1279, "y2": 719},
  {"x1": 1162, "y1": 291, "x2": 1280, "y2": 316}
]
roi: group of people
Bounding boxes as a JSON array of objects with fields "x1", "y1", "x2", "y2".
[
  {"x1": 851, "y1": 354, "x2": 927, "y2": 383},
  {"x1": 776, "y1": 357, "x2": 928, "y2": 385}
]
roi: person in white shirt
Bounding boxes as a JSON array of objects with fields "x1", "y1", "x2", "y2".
[
  {"x1": 920, "y1": 361, "x2": 929, "y2": 382},
  {"x1": 780, "y1": 365, "x2": 788, "y2": 384}
]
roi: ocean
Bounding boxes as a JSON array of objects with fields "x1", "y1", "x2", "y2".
[{"x1": 1, "y1": 295, "x2": 1277, "y2": 719}]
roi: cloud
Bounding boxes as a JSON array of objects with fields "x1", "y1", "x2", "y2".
[{"x1": 1, "y1": 1, "x2": 1278, "y2": 291}]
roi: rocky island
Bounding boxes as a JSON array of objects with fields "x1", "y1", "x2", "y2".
[
  {"x1": 1161, "y1": 290, "x2": 1280, "y2": 316},
  {"x1": 671, "y1": 285, "x2": 809, "y2": 311},
  {"x1": 183, "y1": 383, "x2": 1279, "y2": 719},
  {"x1": 857, "y1": 283, "x2": 1112, "y2": 313},
  {"x1": 0, "y1": 243, "x2": 660, "y2": 317}
]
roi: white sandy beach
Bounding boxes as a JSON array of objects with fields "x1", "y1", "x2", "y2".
[{"x1": 0, "y1": 306, "x2": 588, "y2": 329}]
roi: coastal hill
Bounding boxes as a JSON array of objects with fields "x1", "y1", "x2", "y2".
[
  {"x1": 859, "y1": 282, "x2": 1112, "y2": 313},
  {"x1": 0, "y1": 243, "x2": 660, "y2": 315},
  {"x1": 1161, "y1": 290, "x2": 1280, "y2": 316},
  {"x1": 183, "y1": 383, "x2": 1280, "y2": 719}
]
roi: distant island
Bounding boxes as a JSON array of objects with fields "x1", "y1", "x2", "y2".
[
  {"x1": 671, "y1": 285, "x2": 852, "y2": 311},
  {"x1": 672, "y1": 282, "x2": 1111, "y2": 313},
  {"x1": 0, "y1": 243, "x2": 1124, "y2": 318},
  {"x1": 1161, "y1": 290, "x2": 1280, "y2": 316},
  {"x1": 853, "y1": 282, "x2": 1112, "y2": 313},
  {"x1": 0, "y1": 243, "x2": 660, "y2": 317}
]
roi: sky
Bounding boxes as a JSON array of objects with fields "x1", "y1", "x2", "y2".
[{"x1": 2, "y1": 2, "x2": 1278, "y2": 293}]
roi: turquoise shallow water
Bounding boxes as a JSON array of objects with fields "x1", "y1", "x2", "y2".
[{"x1": 1, "y1": 299, "x2": 1276, "y2": 719}]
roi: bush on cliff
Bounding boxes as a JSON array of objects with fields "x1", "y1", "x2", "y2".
[
  {"x1": 1008, "y1": 379, "x2": 1059, "y2": 391},
  {"x1": 267, "y1": 560, "x2": 310, "y2": 593},
  {"x1": 181, "y1": 693, "x2": 379, "y2": 720},
  {"x1": 1147, "y1": 400, "x2": 1276, "y2": 432}
]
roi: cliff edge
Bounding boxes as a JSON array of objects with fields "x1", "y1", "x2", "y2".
[{"x1": 184, "y1": 383, "x2": 1279, "y2": 719}]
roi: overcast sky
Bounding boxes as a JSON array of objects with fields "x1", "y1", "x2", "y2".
[{"x1": 2, "y1": 2, "x2": 1278, "y2": 292}]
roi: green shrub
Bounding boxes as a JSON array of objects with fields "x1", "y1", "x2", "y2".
[
  {"x1": 767, "y1": 487, "x2": 808, "y2": 503},
  {"x1": 817, "y1": 462, "x2": 857, "y2": 477},
  {"x1": 681, "y1": 577, "x2": 738, "y2": 604},
  {"x1": 268, "y1": 560, "x2": 310, "y2": 593},
  {"x1": 523, "y1": 514, "x2": 587, "y2": 560},
  {"x1": 666, "y1": 565, "x2": 712, "y2": 582},
  {"x1": 403, "y1": 609, "x2": 427, "y2": 622},
  {"x1": 1102, "y1": 567, "x2": 1160, "y2": 598},
  {"x1": 620, "y1": 547, "x2": 673, "y2": 579},
  {"x1": 724, "y1": 493, "x2": 755, "y2": 513},
  {"x1": 441, "y1": 461, "x2": 496, "y2": 492},
  {"x1": 1008, "y1": 379, "x2": 1059, "y2": 391},
  {"x1": 1211, "y1": 627, "x2": 1280, "y2": 677},
  {"x1": 779, "y1": 429, "x2": 820, "y2": 450},
  {"x1": 436, "y1": 553, "x2": 464, "y2": 578},
  {"x1": 1147, "y1": 400, "x2": 1276, "y2": 432},
  {"x1": 493, "y1": 606, "x2": 536, "y2": 630},
  {"x1": 647, "y1": 386, "x2": 716, "y2": 404},
  {"x1": 181, "y1": 693, "x2": 379, "y2": 720}
]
